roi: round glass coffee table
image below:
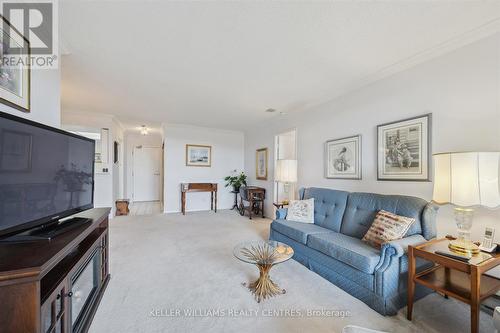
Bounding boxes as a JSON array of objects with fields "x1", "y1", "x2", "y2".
[{"x1": 233, "y1": 240, "x2": 294, "y2": 303}]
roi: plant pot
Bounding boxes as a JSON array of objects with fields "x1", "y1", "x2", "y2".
[{"x1": 233, "y1": 186, "x2": 240, "y2": 193}]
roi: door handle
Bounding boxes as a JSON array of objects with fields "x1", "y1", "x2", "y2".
[{"x1": 154, "y1": 173, "x2": 160, "y2": 175}]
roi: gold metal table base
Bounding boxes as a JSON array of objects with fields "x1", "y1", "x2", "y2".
[
  {"x1": 235, "y1": 241, "x2": 293, "y2": 303},
  {"x1": 244, "y1": 263, "x2": 285, "y2": 303}
]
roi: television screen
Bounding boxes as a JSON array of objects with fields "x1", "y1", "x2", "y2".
[{"x1": 0, "y1": 112, "x2": 95, "y2": 237}]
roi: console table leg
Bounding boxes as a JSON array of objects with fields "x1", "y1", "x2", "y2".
[
  {"x1": 181, "y1": 192, "x2": 186, "y2": 215},
  {"x1": 211, "y1": 192, "x2": 213, "y2": 211},
  {"x1": 407, "y1": 246, "x2": 415, "y2": 321}
]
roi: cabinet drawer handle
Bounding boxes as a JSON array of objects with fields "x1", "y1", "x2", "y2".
[
  {"x1": 66, "y1": 291, "x2": 73, "y2": 298},
  {"x1": 56, "y1": 293, "x2": 61, "y2": 300}
]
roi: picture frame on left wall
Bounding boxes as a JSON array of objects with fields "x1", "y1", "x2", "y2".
[
  {"x1": 256, "y1": 148, "x2": 268, "y2": 180},
  {"x1": 0, "y1": 16, "x2": 31, "y2": 112}
]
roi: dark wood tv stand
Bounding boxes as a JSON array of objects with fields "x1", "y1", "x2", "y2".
[{"x1": 0, "y1": 208, "x2": 111, "y2": 333}]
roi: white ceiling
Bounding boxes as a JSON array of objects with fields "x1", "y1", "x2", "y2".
[{"x1": 60, "y1": 1, "x2": 500, "y2": 130}]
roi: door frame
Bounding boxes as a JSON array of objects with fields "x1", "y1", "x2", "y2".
[{"x1": 132, "y1": 145, "x2": 163, "y2": 203}]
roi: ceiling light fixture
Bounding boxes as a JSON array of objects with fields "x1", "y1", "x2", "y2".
[
  {"x1": 140, "y1": 125, "x2": 149, "y2": 135},
  {"x1": 265, "y1": 108, "x2": 276, "y2": 113}
]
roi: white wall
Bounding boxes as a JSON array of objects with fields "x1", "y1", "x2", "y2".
[
  {"x1": 163, "y1": 124, "x2": 244, "y2": 213},
  {"x1": 244, "y1": 33, "x2": 500, "y2": 242},
  {"x1": 0, "y1": 67, "x2": 61, "y2": 127},
  {"x1": 124, "y1": 132, "x2": 163, "y2": 200}
]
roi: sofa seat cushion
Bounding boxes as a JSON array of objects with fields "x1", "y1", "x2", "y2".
[
  {"x1": 271, "y1": 219, "x2": 333, "y2": 244},
  {"x1": 308, "y1": 232, "x2": 381, "y2": 274}
]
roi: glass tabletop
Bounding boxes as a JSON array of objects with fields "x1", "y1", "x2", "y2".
[{"x1": 233, "y1": 240, "x2": 294, "y2": 265}]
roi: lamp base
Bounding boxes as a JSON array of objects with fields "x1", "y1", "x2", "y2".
[
  {"x1": 448, "y1": 239, "x2": 480, "y2": 255},
  {"x1": 449, "y1": 207, "x2": 479, "y2": 255}
]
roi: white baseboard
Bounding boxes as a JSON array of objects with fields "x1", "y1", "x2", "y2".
[{"x1": 164, "y1": 207, "x2": 232, "y2": 214}]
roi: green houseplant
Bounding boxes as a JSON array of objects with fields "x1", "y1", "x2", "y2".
[{"x1": 224, "y1": 171, "x2": 247, "y2": 192}]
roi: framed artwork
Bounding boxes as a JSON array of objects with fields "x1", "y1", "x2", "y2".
[
  {"x1": 186, "y1": 144, "x2": 211, "y2": 167},
  {"x1": 0, "y1": 16, "x2": 31, "y2": 112},
  {"x1": 325, "y1": 135, "x2": 361, "y2": 179},
  {"x1": 0, "y1": 130, "x2": 33, "y2": 172},
  {"x1": 256, "y1": 148, "x2": 268, "y2": 180},
  {"x1": 377, "y1": 114, "x2": 431, "y2": 181}
]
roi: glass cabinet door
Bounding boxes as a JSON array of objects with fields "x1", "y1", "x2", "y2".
[
  {"x1": 41, "y1": 281, "x2": 68, "y2": 333},
  {"x1": 70, "y1": 248, "x2": 100, "y2": 329}
]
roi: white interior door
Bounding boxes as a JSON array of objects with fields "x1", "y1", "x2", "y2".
[{"x1": 133, "y1": 146, "x2": 162, "y2": 202}]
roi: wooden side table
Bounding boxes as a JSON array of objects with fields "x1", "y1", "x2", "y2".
[
  {"x1": 407, "y1": 238, "x2": 500, "y2": 333},
  {"x1": 238, "y1": 186, "x2": 265, "y2": 219}
]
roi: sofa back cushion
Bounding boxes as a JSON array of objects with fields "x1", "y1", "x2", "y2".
[
  {"x1": 340, "y1": 192, "x2": 426, "y2": 239},
  {"x1": 302, "y1": 187, "x2": 348, "y2": 232}
]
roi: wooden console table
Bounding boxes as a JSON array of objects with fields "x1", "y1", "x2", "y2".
[
  {"x1": 407, "y1": 238, "x2": 500, "y2": 333},
  {"x1": 181, "y1": 183, "x2": 217, "y2": 215}
]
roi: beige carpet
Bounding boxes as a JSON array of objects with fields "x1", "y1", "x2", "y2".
[{"x1": 89, "y1": 210, "x2": 495, "y2": 333}]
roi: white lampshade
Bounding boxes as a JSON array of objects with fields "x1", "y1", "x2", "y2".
[
  {"x1": 275, "y1": 159, "x2": 297, "y2": 183},
  {"x1": 433, "y1": 152, "x2": 500, "y2": 208}
]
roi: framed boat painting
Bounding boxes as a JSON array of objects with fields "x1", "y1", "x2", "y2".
[
  {"x1": 186, "y1": 144, "x2": 211, "y2": 167},
  {"x1": 377, "y1": 114, "x2": 431, "y2": 181}
]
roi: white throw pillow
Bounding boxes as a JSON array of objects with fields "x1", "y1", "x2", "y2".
[{"x1": 286, "y1": 198, "x2": 314, "y2": 224}]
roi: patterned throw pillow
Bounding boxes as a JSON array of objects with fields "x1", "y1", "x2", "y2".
[
  {"x1": 285, "y1": 198, "x2": 314, "y2": 224},
  {"x1": 362, "y1": 210, "x2": 415, "y2": 248}
]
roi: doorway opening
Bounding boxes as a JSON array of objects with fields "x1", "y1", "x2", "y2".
[{"x1": 131, "y1": 145, "x2": 163, "y2": 215}]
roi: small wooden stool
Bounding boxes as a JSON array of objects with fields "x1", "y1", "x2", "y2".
[{"x1": 115, "y1": 199, "x2": 130, "y2": 216}]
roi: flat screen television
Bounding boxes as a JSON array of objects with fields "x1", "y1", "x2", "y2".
[{"x1": 0, "y1": 111, "x2": 95, "y2": 238}]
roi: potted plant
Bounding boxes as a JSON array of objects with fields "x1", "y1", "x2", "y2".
[{"x1": 224, "y1": 170, "x2": 247, "y2": 192}]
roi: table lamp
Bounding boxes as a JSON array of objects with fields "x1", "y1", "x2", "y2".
[
  {"x1": 433, "y1": 152, "x2": 500, "y2": 255},
  {"x1": 275, "y1": 159, "x2": 297, "y2": 204}
]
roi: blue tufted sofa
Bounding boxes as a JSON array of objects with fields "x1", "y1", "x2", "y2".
[{"x1": 269, "y1": 187, "x2": 438, "y2": 315}]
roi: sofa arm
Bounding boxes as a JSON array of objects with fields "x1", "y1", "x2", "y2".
[
  {"x1": 374, "y1": 234, "x2": 427, "y2": 297},
  {"x1": 275, "y1": 208, "x2": 288, "y2": 220},
  {"x1": 375, "y1": 234, "x2": 427, "y2": 271}
]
